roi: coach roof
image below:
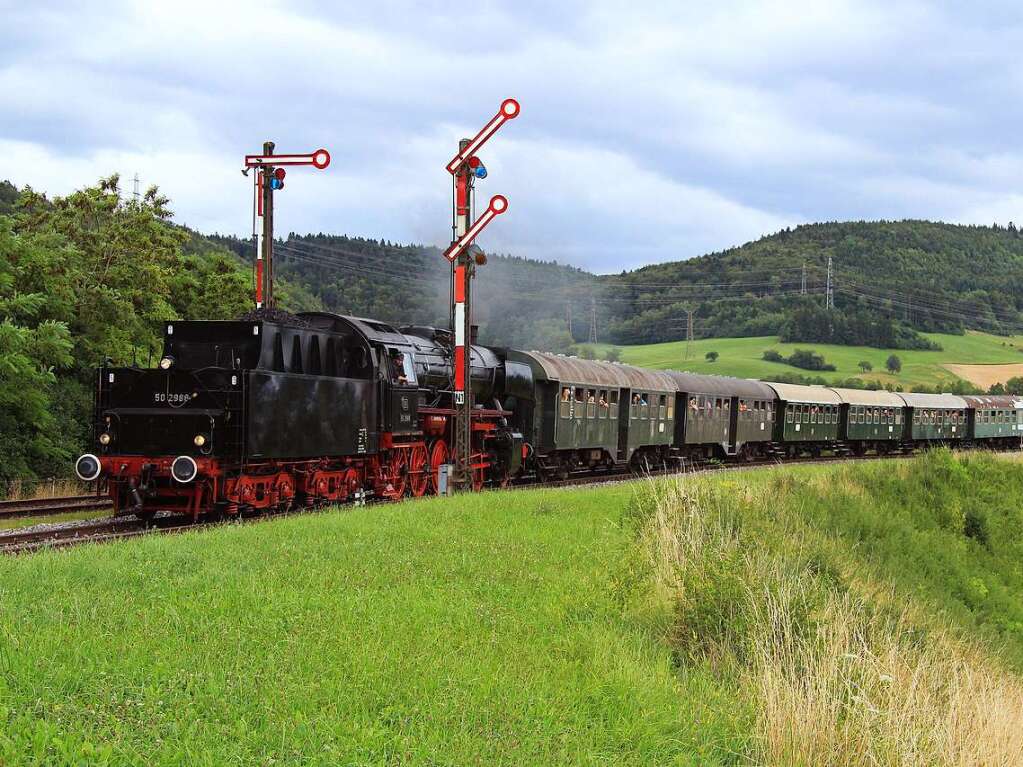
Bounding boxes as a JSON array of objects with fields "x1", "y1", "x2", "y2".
[
  {"x1": 896, "y1": 392, "x2": 969, "y2": 409},
  {"x1": 511, "y1": 350, "x2": 676, "y2": 392},
  {"x1": 827, "y1": 388, "x2": 905, "y2": 407},
  {"x1": 663, "y1": 370, "x2": 776, "y2": 399},
  {"x1": 765, "y1": 382, "x2": 843, "y2": 404}
]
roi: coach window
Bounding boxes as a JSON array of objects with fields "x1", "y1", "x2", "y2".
[
  {"x1": 560, "y1": 389, "x2": 571, "y2": 419},
  {"x1": 575, "y1": 388, "x2": 586, "y2": 420},
  {"x1": 895, "y1": 410, "x2": 902, "y2": 425},
  {"x1": 658, "y1": 394, "x2": 667, "y2": 420},
  {"x1": 802, "y1": 405, "x2": 809, "y2": 424},
  {"x1": 666, "y1": 396, "x2": 674, "y2": 420},
  {"x1": 598, "y1": 390, "x2": 608, "y2": 418},
  {"x1": 609, "y1": 390, "x2": 619, "y2": 419},
  {"x1": 586, "y1": 390, "x2": 597, "y2": 418},
  {"x1": 786, "y1": 405, "x2": 793, "y2": 423}
]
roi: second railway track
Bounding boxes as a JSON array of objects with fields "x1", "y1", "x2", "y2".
[{"x1": 0, "y1": 494, "x2": 113, "y2": 519}]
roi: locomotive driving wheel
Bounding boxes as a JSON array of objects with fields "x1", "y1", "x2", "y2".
[
  {"x1": 388, "y1": 448, "x2": 409, "y2": 498},
  {"x1": 428, "y1": 439, "x2": 448, "y2": 495},
  {"x1": 340, "y1": 467, "x2": 360, "y2": 502},
  {"x1": 408, "y1": 444, "x2": 429, "y2": 497}
]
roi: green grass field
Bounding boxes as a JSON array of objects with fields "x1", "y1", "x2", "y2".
[
  {"x1": 2, "y1": 453, "x2": 1023, "y2": 764},
  {"x1": 587, "y1": 330, "x2": 1023, "y2": 389}
]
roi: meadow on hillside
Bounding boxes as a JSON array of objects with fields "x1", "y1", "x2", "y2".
[{"x1": 589, "y1": 330, "x2": 1023, "y2": 390}]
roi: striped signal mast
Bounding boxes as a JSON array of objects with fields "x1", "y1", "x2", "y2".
[
  {"x1": 243, "y1": 144, "x2": 331, "y2": 308},
  {"x1": 444, "y1": 98, "x2": 520, "y2": 488}
]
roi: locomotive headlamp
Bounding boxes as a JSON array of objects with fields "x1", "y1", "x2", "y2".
[
  {"x1": 159, "y1": 355, "x2": 174, "y2": 370},
  {"x1": 98, "y1": 432, "x2": 113, "y2": 446},
  {"x1": 193, "y1": 434, "x2": 207, "y2": 447}
]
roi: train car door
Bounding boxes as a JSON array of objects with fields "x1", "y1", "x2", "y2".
[
  {"x1": 727, "y1": 396, "x2": 740, "y2": 454},
  {"x1": 617, "y1": 387, "x2": 631, "y2": 461}
]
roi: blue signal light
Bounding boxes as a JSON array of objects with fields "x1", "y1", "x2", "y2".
[
  {"x1": 473, "y1": 165, "x2": 488, "y2": 179},
  {"x1": 270, "y1": 177, "x2": 284, "y2": 191}
]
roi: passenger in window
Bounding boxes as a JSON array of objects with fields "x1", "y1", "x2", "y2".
[
  {"x1": 599, "y1": 395, "x2": 608, "y2": 408},
  {"x1": 689, "y1": 398, "x2": 698, "y2": 410},
  {"x1": 633, "y1": 394, "x2": 641, "y2": 405},
  {"x1": 562, "y1": 388, "x2": 571, "y2": 402},
  {"x1": 587, "y1": 393, "x2": 596, "y2": 404}
]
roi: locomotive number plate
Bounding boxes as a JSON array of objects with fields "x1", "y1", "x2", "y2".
[{"x1": 154, "y1": 393, "x2": 193, "y2": 404}]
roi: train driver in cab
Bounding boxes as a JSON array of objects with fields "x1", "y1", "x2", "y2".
[{"x1": 390, "y1": 350, "x2": 409, "y2": 385}]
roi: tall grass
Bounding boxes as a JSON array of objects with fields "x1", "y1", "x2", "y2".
[
  {"x1": 4, "y1": 477, "x2": 87, "y2": 501},
  {"x1": 639, "y1": 454, "x2": 1023, "y2": 766}
]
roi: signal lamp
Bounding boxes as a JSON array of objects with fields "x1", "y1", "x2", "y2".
[
  {"x1": 99, "y1": 432, "x2": 113, "y2": 446},
  {"x1": 473, "y1": 164, "x2": 488, "y2": 179},
  {"x1": 270, "y1": 177, "x2": 284, "y2": 190},
  {"x1": 273, "y1": 167, "x2": 286, "y2": 181},
  {"x1": 193, "y1": 434, "x2": 207, "y2": 447},
  {"x1": 159, "y1": 356, "x2": 174, "y2": 370}
]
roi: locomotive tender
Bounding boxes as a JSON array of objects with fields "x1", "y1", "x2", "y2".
[{"x1": 75, "y1": 312, "x2": 1023, "y2": 518}]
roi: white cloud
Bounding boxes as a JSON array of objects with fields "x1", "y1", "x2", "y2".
[{"x1": 1, "y1": 1, "x2": 1023, "y2": 272}]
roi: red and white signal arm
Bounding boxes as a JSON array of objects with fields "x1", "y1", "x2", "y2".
[
  {"x1": 245, "y1": 149, "x2": 331, "y2": 169},
  {"x1": 446, "y1": 99, "x2": 520, "y2": 174},
  {"x1": 443, "y1": 195, "x2": 509, "y2": 262}
]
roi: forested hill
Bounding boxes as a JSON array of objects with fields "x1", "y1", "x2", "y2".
[{"x1": 601, "y1": 220, "x2": 1023, "y2": 346}]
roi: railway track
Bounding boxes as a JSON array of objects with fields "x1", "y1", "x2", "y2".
[
  {"x1": 1, "y1": 448, "x2": 1014, "y2": 555},
  {"x1": 0, "y1": 494, "x2": 113, "y2": 519}
]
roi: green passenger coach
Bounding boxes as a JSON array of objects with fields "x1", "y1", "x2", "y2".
[
  {"x1": 507, "y1": 351, "x2": 676, "y2": 476},
  {"x1": 897, "y1": 392, "x2": 968, "y2": 442},
  {"x1": 831, "y1": 387, "x2": 904, "y2": 453},
  {"x1": 962, "y1": 395, "x2": 1023, "y2": 444},
  {"x1": 766, "y1": 382, "x2": 842, "y2": 454},
  {"x1": 664, "y1": 371, "x2": 776, "y2": 460}
]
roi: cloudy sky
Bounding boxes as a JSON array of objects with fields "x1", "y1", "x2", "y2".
[{"x1": 2, "y1": 1, "x2": 1022, "y2": 273}]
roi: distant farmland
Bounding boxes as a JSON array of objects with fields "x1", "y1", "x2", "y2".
[{"x1": 588, "y1": 330, "x2": 1023, "y2": 390}]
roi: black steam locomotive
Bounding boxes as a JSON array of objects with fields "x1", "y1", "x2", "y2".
[{"x1": 75, "y1": 312, "x2": 526, "y2": 518}]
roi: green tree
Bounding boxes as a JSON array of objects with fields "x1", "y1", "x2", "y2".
[
  {"x1": 705, "y1": 351, "x2": 719, "y2": 362},
  {"x1": 858, "y1": 360, "x2": 872, "y2": 373},
  {"x1": 0, "y1": 217, "x2": 74, "y2": 482},
  {"x1": 886, "y1": 354, "x2": 902, "y2": 374}
]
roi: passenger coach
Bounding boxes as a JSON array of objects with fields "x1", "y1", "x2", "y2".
[
  {"x1": 830, "y1": 387, "x2": 904, "y2": 455},
  {"x1": 664, "y1": 372, "x2": 776, "y2": 461},
  {"x1": 766, "y1": 383, "x2": 842, "y2": 456},
  {"x1": 506, "y1": 351, "x2": 676, "y2": 477}
]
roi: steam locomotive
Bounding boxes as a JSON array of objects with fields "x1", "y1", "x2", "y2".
[{"x1": 75, "y1": 311, "x2": 1023, "y2": 519}]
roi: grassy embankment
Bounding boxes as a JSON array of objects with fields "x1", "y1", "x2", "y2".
[
  {"x1": 2, "y1": 451, "x2": 1023, "y2": 764},
  {"x1": 588, "y1": 330, "x2": 1023, "y2": 389}
]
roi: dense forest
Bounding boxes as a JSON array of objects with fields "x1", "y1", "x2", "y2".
[
  {"x1": 603, "y1": 220, "x2": 1023, "y2": 346},
  {"x1": 3, "y1": 172, "x2": 1023, "y2": 483}
]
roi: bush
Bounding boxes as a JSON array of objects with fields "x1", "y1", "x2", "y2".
[
  {"x1": 604, "y1": 346, "x2": 622, "y2": 362},
  {"x1": 762, "y1": 350, "x2": 785, "y2": 363},
  {"x1": 886, "y1": 354, "x2": 902, "y2": 374},
  {"x1": 706, "y1": 351, "x2": 719, "y2": 362},
  {"x1": 786, "y1": 349, "x2": 836, "y2": 372}
]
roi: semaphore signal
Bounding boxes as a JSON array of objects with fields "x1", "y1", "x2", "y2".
[{"x1": 243, "y1": 143, "x2": 331, "y2": 309}]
